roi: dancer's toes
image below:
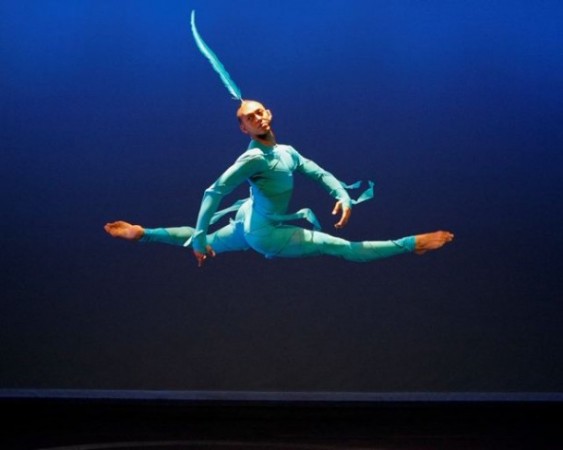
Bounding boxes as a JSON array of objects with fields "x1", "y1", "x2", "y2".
[
  {"x1": 104, "y1": 221, "x2": 144, "y2": 241},
  {"x1": 415, "y1": 231, "x2": 454, "y2": 255}
]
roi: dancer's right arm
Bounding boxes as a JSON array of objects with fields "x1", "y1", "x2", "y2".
[{"x1": 192, "y1": 152, "x2": 264, "y2": 259}]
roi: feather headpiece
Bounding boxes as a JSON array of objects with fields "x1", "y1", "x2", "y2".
[{"x1": 190, "y1": 10, "x2": 243, "y2": 101}]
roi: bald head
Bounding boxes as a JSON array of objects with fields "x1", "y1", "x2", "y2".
[
  {"x1": 236, "y1": 100, "x2": 266, "y2": 122},
  {"x1": 236, "y1": 100, "x2": 274, "y2": 138}
]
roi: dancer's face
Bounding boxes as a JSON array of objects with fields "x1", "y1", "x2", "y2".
[{"x1": 237, "y1": 101, "x2": 273, "y2": 136}]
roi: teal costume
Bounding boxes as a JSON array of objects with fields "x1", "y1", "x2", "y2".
[{"x1": 141, "y1": 140, "x2": 416, "y2": 261}]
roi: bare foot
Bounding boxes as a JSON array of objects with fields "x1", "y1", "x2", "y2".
[
  {"x1": 104, "y1": 221, "x2": 145, "y2": 241},
  {"x1": 415, "y1": 231, "x2": 454, "y2": 255}
]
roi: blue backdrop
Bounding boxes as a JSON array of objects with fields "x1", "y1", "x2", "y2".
[{"x1": 2, "y1": 0, "x2": 562, "y2": 392}]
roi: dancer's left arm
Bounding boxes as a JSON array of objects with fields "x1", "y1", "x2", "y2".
[{"x1": 291, "y1": 148, "x2": 352, "y2": 229}]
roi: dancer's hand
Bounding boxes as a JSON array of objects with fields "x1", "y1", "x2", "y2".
[
  {"x1": 193, "y1": 245, "x2": 216, "y2": 267},
  {"x1": 332, "y1": 201, "x2": 351, "y2": 229}
]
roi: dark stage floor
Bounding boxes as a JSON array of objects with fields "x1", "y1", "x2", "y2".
[{"x1": 1, "y1": 392, "x2": 562, "y2": 449}]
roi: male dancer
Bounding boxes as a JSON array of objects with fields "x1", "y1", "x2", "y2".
[{"x1": 105, "y1": 100, "x2": 453, "y2": 267}]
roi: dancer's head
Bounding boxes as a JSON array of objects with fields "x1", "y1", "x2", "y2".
[{"x1": 237, "y1": 100, "x2": 273, "y2": 137}]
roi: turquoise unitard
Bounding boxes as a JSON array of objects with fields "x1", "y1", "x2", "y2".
[{"x1": 141, "y1": 140, "x2": 415, "y2": 261}]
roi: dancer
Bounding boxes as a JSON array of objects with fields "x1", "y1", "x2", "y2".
[
  {"x1": 105, "y1": 12, "x2": 453, "y2": 266},
  {"x1": 105, "y1": 100, "x2": 453, "y2": 266}
]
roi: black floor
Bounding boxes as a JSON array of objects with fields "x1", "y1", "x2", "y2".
[{"x1": 2, "y1": 396, "x2": 563, "y2": 449}]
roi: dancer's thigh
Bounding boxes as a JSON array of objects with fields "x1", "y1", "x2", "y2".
[
  {"x1": 247, "y1": 225, "x2": 349, "y2": 258},
  {"x1": 207, "y1": 221, "x2": 250, "y2": 254}
]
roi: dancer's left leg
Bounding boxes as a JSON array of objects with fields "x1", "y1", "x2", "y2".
[{"x1": 246, "y1": 226, "x2": 452, "y2": 261}]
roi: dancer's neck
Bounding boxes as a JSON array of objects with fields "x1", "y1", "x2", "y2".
[{"x1": 253, "y1": 130, "x2": 276, "y2": 147}]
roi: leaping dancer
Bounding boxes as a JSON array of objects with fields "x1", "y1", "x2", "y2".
[{"x1": 105, "y1": 11, "x2": 453, "y2": 267}]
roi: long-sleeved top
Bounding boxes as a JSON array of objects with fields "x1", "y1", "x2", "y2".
[{"x1": 190, "y1": 140, "x2": 372, "y2": 254}]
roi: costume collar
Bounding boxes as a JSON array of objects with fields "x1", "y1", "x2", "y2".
[{"x1": 248, "y1": 139, "x2": 276, "y2": 152}]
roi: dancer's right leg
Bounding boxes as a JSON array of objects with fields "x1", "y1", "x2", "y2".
[
  {"x1": 104, "y1": 221, "x2": 250, "y2": 254},
  {"x1": 141, "y1": 227, "x2": 194, "y2": 246}
]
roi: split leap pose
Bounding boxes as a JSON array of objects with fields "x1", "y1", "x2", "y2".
[
  {"x1": 105, "y1": 100, "x2": 453, "y2": 267},
  {"x1": 105, "y1": 13, "x2": 452, "y2": 266}
]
